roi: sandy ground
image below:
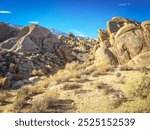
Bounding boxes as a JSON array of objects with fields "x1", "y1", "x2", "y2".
[{"x1": 0, "y1": 69, "x2": 149, "y2": 113}]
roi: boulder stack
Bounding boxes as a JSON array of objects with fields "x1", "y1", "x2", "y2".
[{"x1": 96, "y1": 17, "x2": 150, "y2": 68}]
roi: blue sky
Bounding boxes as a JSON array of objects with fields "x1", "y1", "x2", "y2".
[{"x1": 0, "y1": 0, "x2": 150, "y2": 38}]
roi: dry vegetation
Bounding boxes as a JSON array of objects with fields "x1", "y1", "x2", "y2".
[
  {"x1": 31, "y1": 91, "x2": 60, "y2": 113},
  {"x1": 115, "y1": 73, "x2": 150, "y2": 112},
  {"x1": 0, "y1": 61, "x2": 150, "y2": 113}
]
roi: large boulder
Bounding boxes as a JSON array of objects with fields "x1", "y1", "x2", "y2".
[
  {"x1": 127, "y1": 52, "x2": 150, "y2": 68},
  {"x1": 141, "y1": 21, "x2": 150, "y2": 49},
  {"x1": 107, "y1": 17, "x2": 140, "y2": 35},
  {"x1": 95, "y1": 44, "x2": 118, "y2": 66},
  {"x1": 114, "y1": 24, "x2": 147, "y2": 64}
]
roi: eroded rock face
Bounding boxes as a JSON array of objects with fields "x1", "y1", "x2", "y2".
[
  {"x1": 141, "y1": 21, "x2": 150, "y2": 49},
  {"x1": 0, "y1": 24, "x2": 74, "y2": 62},
  {"x1": 127, "y1": 52, "x2": 150, "y2": 69},
  {"x1": 96, "y1": 17, "x2": 150, "y2": 68},
  {"x1": 0, "y1": 23, "x2": 75, "y2": 89},
  {"x1": 98, "y1": 29, "x2": 109, "y2": 42},
  {"x1": 114, "y1": 24, "x2": 147, "y2": 64},
  {"x1": 107, "y1": 17, "x2": 140, "y2": 34}
]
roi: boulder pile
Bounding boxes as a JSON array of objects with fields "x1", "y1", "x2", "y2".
[
  {"x1": 95, "y1": 17, "x2": 150, "y2": 69},
  {"x1": 0, "y1": 23, "x2": 75, "y2": 89}
]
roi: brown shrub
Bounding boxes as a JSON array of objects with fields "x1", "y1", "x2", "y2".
[
  {"x1": 13, "y1": 87, "x2": 30, "y2": 111},
  {"x1": 31, "y1": 91, "x2": 60, "y2": 112},
  {"x1": 114, "y1": 97, "x2": 150, "y2": 113},
  {"x1": 0, "y1": 92, "x2": 8, "y2": 105},
  {"x1": 60, "y1": 82, "x2": 81, "y2": 90},
  {"x1": 123, "y1": 73, "x2": 150, "y2": 99},
  {"x1": 0, "y1": 77, "x2": 10, "y2": 89},
  {"x1": 116, "y1": 72, "x2": 121, "y2": 78}
]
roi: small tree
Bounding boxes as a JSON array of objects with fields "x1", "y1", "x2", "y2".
[{"x1": 68, "y1": 32, "x2": 75, "y2": 38}]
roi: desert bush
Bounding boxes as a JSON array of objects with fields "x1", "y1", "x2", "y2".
[
  {"x1": 10, "y1": 85, "x2": 45, "y2": 112},
  {"x1": 27, "y1": 85, "x2": 44, "y2": 96},
  {"x1": 60, "y1": 82, "x2": 81, "y2": 90},
  {"x1": 0, "y1": 77, "x2": 10, "y2": 89},
  {"x1": 65, "y1": 61, "x2": 80, "y2": 70},
  {"x1": 92, "y1": 80, "x2": 103, "y2": 89},
  {"x1": 0, "y1": 91, "x2": 11, "y2": 105},
  {"x1": 103, "y1": 85, "x2": 116, "y2": 95},
  {"x1": 116, "y1": 72, "x2": 121, "y2": 77},
  {"x1": 88, "y1": 64, "x2": 110, "y2": 76},
  {"x1": 13, "y1": 87, "x2": 30, "y2": 111},
  {"x1": 0, "y1": 93, "x2": 6, "y2": 104},
  {"x1": 114, "y1": 97, "x2": 150, "y2": 113},
  {"x1": 123, "y1": 73, "x2": 150, "y2": 99},
  {"x1": 31, "y1": 91, "x2": 60, "y2": 112}
]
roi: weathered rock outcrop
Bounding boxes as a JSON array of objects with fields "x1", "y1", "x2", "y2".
[
  {"x1": 98, "y1": 29, "x2": 109, "y2": 42},
  {"x1": 107, "y1": 17, "x2": 140, "y2": 35},
  {"x1": 0, "y1": 23, "x2": 76, "y2": 88},
  {"x1": 0, "y1": 24, "x2": 74, "y2": 62},
  {"x1": 96, "y1": 17, "x2": 150, "y2": 68}
]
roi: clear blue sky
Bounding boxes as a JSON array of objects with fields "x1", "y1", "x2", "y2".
[{"x1": 0, "y1": 0, "x2": 150, "y2": 38}]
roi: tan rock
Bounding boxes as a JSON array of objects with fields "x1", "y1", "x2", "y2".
[
  {"x1": 127, "y1": 52, "x2": 150, "y2": 68},
  {"x1": 98, "y1": 29, "x2": 109, "y2": 42},
  {"x1": 95, "y1": 46, "x2": 118, "y2": 66},
  {"x1": 141, "y1": 21, "x2": 150, "y2": 49},
  {"x1": 107, "y1": 17, "x2": 140, "y2": 34},
  {"x1": 114, "y1": 24, "x2": 147, "y2": 64}
]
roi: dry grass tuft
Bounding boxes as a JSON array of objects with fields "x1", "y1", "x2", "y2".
[
  {"x1": 116, "y1": 72, "x2": 121, "y2": 77},
  {"x1": 0, "y1": 77, "x2": 10, "y2": 89},
  {"x1": 0, "y1": 91, "x2": 12, "y2": 105},
  {"x1": 114, "y1": 72, "x2": 150, "y2": 113},
  {"x1": 60, "y1": 82, "x2": 81, "y2": 90},
  {"x1": 12, "y1": 87, "x2": 30, "y2": 111},
  {"x1": 92, "y1": 79, "x2": 103, "y2": 89},
  {"x1": 114, "y1": 97, "x2": 150, "y2": 113},
  {"x1": 123, "y1": 73, "x2": 150, "y2": 99},
  {"x1": 31, "y1": 91, "x2": 60, "y2": 112},
  {"x1": 33, "y1": 61, "x2": 85, "y2": 89}
]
